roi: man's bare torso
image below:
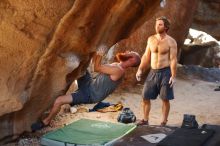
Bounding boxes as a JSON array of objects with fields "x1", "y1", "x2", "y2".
[{"x1": 148, "y1": 34, "x2": 175, "y2": 69}]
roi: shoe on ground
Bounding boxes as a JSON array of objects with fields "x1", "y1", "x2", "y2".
[
  {"x1": 31, "y1": 120, "x2": 47, "y2": 132},
  {"x1": 136, "y1": 119, "x2": 149, "y2": 126},
  {"x1": 160, "y1": 120, "x2": 168, "y2": 127}
]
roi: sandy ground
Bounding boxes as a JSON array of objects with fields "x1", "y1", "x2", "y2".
[{"x1": 4, "y1": 78, "x2": 220, "y2": 146}]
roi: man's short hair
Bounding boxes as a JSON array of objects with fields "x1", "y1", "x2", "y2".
[
  {"x1": 156, "y1": 16, "x2": 170, "y2": 32},
  {"x1": 116, "y1": 52, "x2": 141, "y2": 67}
]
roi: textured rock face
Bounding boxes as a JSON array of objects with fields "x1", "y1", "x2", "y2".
[
  {"x1": 177, "y1": 65, "x2": 220, "y2": 82},
  {"x1": 0, "y1": 0, "x2": 198, "y2": 142},
  {"x1": 180, "y1": 29, "x2": 220, "y2": 67},
  {"x1": 192, "y1": 0, "x2": 220, "y2": 40},
  {"x1": 0, "y1": 0, "x2": 75, "y2": 142},
  {"x1": 180, "y1": 41, "x2": 220, "y2": 67},
  {"x1": 0, "y1": 0, "x2": 74, "y2": 117}
]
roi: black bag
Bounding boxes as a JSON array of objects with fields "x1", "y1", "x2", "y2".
[
  {"x1": 181, "y1": 114, "x2": 199, "y2": 129},
  {"x1": 117, "y1": 108, "x2": 136, "y2": 124},
  {"x1": 157, "y1": 128, "x2": 215, "y2": 146}
]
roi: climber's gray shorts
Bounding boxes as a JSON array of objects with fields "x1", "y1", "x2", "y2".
[{"x1": 142, "y1": 67, "x2": 174, "y2": 100}]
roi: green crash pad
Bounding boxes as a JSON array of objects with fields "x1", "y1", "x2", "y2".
[{"x1": 41, "y1": 119, "x2": 136, "y2": 146}]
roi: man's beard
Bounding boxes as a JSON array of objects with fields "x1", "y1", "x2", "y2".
[
  {"x1": 116, "y1": 53, "x2": 132, "y2": 62},
  {"x1": 157, "y1": 28, "x2": 166, "y2": 34}
]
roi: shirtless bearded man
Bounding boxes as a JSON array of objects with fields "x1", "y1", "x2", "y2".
[{"x1": 136, "y1": 16, "x2": 177, "y2": 126}]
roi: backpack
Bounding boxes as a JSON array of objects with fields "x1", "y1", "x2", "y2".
[
  {"x1": 181, "y1": 114, "x2": 199, "y2": 129},
  {"x1": 117, "y1": 108, "x2": 136, "y2": 124}
]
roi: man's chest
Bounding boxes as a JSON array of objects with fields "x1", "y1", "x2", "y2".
[{"x1": 150, "y1": 39, "x2": 170, "y2": 54}]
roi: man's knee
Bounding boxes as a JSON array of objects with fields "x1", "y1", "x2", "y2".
[
  {"x1": 142, "y1": 98, "x2": 150, "y2": 104},
  {"x1": 54, "y1": 95, "x2": 67, "y2": 107},
  {"x1": 162, "y1": 99, "x2": 170, "y2": 105}
]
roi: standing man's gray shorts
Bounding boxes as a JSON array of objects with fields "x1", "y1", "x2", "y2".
[{"x1": 142, "y1": 67, "x2": 174, "y2": 100}]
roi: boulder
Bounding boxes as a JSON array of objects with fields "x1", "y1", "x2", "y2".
[
  {"x1": 181, "y1": 29, "x2": 220, "y2": 67},
  {"x1": 180, "y1": 41, "x2": 220, "y2": 67},
  {"x1": 177, "y1": 65, "x2": 220, "y2": 82},
  {"x1": 0, "y1": 0, "x2": 198, "y2": 142},
  {"x1": 184, "y1": 28, "x2": 218, "y2": 45},
  {"x1": 192, "y1": 0, "x2": 220, "y2": 40}
]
